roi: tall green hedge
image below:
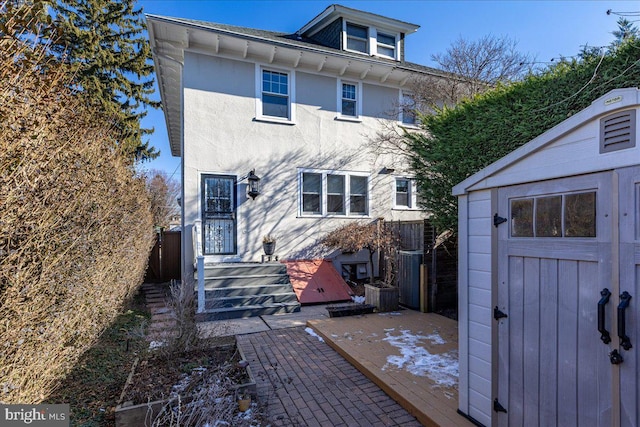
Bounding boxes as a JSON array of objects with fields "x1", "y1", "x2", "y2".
[{"x1": 406, "y1": 40, "x2": 640, "y2": 233}]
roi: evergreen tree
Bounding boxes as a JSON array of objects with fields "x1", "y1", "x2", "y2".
[
  {"x1": 611, "y1": 17, "x2": 639, "y2": 48},
  {"x1": 48, "y1": 0, "x2": 159, "y2": 162}
]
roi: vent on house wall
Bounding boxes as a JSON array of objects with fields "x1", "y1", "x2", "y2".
[{"x1": 600, "y1": 109, "x2": 636, "y2": 153}]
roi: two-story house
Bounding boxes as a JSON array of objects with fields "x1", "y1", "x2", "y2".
[{"x1": 147, "y1": 4, "x2": 452, "y2": 315}]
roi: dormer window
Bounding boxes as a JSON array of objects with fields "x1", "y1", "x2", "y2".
[
  {"x1": 346, "y1": 23, "x2": 368, "y2": 53},
  {"x1": 344, "y1": 21, "x2": 399, "y2": 59},
  {"x1": 376, "y1": 32, "x2": 396, "y2": 58}
]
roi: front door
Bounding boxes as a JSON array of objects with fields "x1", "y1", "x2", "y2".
[
  {"x1": 496, "y1": 168, "x2": 637, "y2": 426},
  {"x1": 202, "y1": 175, "x2": 236, "y2": 255}
]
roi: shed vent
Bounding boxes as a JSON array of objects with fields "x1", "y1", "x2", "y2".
[{"x1": 600, "y1": 109, "x2": 636, "y2": 153}]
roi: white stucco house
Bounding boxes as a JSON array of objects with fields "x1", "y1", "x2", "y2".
[
  {"x1": 147, "y1": 5, "x2": 453, "y2": 319},
  {"x1": 454, "y1": 88, "x2": 640, "y2": 426}
]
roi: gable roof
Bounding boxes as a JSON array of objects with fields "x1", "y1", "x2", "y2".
[{"x1": 298, "y1": 4, "x2": 419, "y2": 37}]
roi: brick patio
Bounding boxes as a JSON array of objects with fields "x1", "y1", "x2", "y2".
[{"x1": 237, "y1": 327, "x2": 423, "y2": 427}]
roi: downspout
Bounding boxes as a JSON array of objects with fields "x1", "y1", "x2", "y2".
[{"x1": 154, "y1": 50, "x2": 194, "y2": 301}]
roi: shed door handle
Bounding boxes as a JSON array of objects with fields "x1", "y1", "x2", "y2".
[
  {"x1": 618, "y1": 291, "x2": 632, "y2": 351},
  {"x1": 598, "y1": 288, "x2": 612, "y2": 344}
]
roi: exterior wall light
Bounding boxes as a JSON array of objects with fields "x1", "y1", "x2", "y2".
[{"x1": 247, "y1": 169, "x2": 261, "y2": 199}]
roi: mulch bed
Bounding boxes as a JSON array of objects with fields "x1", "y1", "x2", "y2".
[{"x1": 121, "y1": 340, "x2": 246, "y2": 405}]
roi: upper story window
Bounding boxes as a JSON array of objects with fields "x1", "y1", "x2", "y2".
[
  {"x1": 262, "y1": 70, "x2": 288, "y2": 118},
  {"x1": 346, "y1": 23, "x2": 368, "y2": 54},
  {"x1": 394, "y1": 177, "x2": 419, "y2": 209},
  {"x1": 400, "y1": 92, "x2": 418, "y2": 126},
  {"x1": 337, "y1": 80, "x2": 361, "y2": 120},
  {"x1": 341, "y1": 83, "x2": 357, "y2": 117},
  {"x1": 376, "y1": 32, "x2": 396, "y2": 58},
  {"x1": 344, "y1": 22, "x2": 399, "y2": 60},
  {"x1": 300, "y1": 169, "x2": 369, "y2": 217},
  {"x1": 256, "y1": 66, "x2": 295, "y2": 123}
]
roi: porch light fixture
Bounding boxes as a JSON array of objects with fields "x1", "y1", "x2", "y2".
[{"x1": 247, "y1": 169, "x2": 261, "y2": 199}]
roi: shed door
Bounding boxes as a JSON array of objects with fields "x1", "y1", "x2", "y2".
[
  {"x1": 618, "y1": 166, "x2": 640, "y2": 427},
  {"x1": 496, "y1": 171, "x2": 618, "y2": 426}
]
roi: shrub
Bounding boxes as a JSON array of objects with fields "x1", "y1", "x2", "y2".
[
  {"x1": 321, "y1": 220, "x2": 399, "y2": 285},
  {"x1": 0, "y1": 5, "x2": 154, "y2": 403}
]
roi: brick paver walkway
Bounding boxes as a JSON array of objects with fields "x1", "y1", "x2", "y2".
[
  {"x1": 141, "y1": 282, "x2": 176, "y2": 342},
  {"x1": 237, "y1": 327, "x2": 422, "y2": 427}
]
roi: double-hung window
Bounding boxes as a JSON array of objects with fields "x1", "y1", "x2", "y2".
[
  {"x1": 257, "y1": 67, "x2": 295, "y2": 122},
  {"x1": 262, "y1": 70, "x2": 288, "y2": 118},
  {"x1": 337, "y1": 80, "x2": 361, "y2": 119},
  {"x1": 376, "y1": 32, "x2": 396, "y2": 58},
  {"x1": 350, "y1": 175, "x2": 368, "y2": 214},
  {"x1": 401, "y1": 92, "x2": 418, "y2": 125},
  {"x1": 341, "y1": 83, "x2": 357, "y2": 117},
  {"x1": 394, "y1": 177, "x2": 419, "y2": 209},
  {"x1": 302, "y1": 172, "x2": 322, "y2": 214},
  {"x1": 346, "y1": 23, "x2": 368, "y2": 54},
  {"x1": 327, "y1": 174, "x2": 345, "y2": 214},
  {"x1": 344, "y1": 22, "x2": 399, "y2": 59},
  {"x1": 300, "y1": 170, "x2": 369, "y2": 217}
]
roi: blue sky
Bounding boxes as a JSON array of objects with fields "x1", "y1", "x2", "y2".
[{"x1": 138, "y1": 0, "x2": 637, "y2": 177}]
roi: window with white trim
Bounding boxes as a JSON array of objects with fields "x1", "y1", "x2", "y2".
[
  {"x1": 262, "y1": 70, "x2": 288, "y2": 118},
  {"x1": 337, "y1": 80, "x2": 361, "y2": 119},
  {"x1": 256, "y1": 66, "x2": 295, "y2": 122},
  {"x1": 300, "y1": 170, "x2": 369, "y2": 217},
  {"x1": 302, "y1": 172, "x2": 322, "y2": 214},
  {"x1": 394, "y1": 177, "x2": 419, "y2": 209},
  {"x1": 346, "y1": 23, "x2": 368, "y2": 54},
  {"x1": 400, "y1": 92, "x2": 418, "y2": 125},
  {"x1": 343, "y1": 22, "x2": 399, "y2": 59},
  {"x1": 376, "y1": 31, "x2": 396, "y2": 58},
  {"x1": 341, "y1": 83, "x2": 357, "y2": 117}
]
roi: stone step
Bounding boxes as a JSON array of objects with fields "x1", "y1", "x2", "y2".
[
  {"x1": 203, "y1": 274, "x2": 289, "y2": 288},
  {"x1": 195, "y1": 302, "x2": 301, "y2": 321},
  {"x1": 204, "y1": 283, "x2": 294, "y2": 297},
  {"x1": 201, "y1": 263, "x2": 287, "y2": 278},
  {"x1": 204, "y1": 292, "x2": 299, "y2": 310}
]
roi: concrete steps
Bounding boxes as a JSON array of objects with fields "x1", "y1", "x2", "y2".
[{"x1": 196, "y1": 262, "x2": 301, "y2": 321}]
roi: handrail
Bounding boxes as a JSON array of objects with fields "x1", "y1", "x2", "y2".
[{"x1": 197, "y1": 255, "x2": 205, "y2": 313}]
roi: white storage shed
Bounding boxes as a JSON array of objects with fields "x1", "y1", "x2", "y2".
[{"x1": 453, "y1": 88, "x2": 640, "y2": 427}]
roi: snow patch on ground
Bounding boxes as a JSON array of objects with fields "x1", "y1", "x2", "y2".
[
  {"x1": 382, "y1": 329, "x2": 458, "y2": 387},
  {"x1": 351, "y1": 295, "x2": 366, "y2": 304},
  {"x1": 148, "y1": 340, "x2": 165, "y2": 350},
  {"x1": 305, "y1": 327, "x2": 324, "y2": 342}
]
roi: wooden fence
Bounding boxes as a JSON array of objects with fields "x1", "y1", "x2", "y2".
[
  {"x1": 386, "y1": 220, "x2": 458, "y2": 316},
  {"x1": 145, "y1": 230, "x2": 181, "y2": 283}
]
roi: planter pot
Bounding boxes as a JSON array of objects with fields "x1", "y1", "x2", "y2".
[
  {"x1": 237, "y1": 396, "x2": 251, "y2": 412},
  {"x1": 364, "y1": 284, "x2": 399, "y2": 312},
  {"x1": 263, "y1": 242, "x2": 276, "y2": 255}
]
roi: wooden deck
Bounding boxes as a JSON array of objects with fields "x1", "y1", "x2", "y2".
[{"x1": 307, "y1": 310, "x2": 474, "y2": 427}]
